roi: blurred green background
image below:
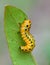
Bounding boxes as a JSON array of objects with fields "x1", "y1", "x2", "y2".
[{"x1": 0, "y1": 0, "x2": 50, "y2": 65}]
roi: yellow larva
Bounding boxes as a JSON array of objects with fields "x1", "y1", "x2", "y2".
[{"x1": 20, "y1": 20, "x2": 35, "y2": 52}]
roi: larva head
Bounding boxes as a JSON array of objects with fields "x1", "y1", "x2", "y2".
[{"x1": 24, "y1": 20, "x2": 31, "y2": 28}]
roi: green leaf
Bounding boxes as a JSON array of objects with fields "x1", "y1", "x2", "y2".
[{"x1": 4, "y1": 5, "x2": 37, "y2": 65}]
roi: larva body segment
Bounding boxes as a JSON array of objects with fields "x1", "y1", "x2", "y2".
[{"x1": 20, "y1": 20, "x2": 35, "y2": 52}]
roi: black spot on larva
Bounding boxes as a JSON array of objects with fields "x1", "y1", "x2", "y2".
[
  {"x1": 29, "y1": 39, "x2": 31, "y2": 41},
  {"x1": 26, "y1": 35, "x2": 29, "y2": 38},
  {"x1": 31, "y1": 45, "x2": 33, "y2": 46},
  {"x1": 26, "y1": 35, "x2": 28, "y2": 37},
  {"x1": 31, "y1": 41, "x2": 32, "y2": 43},
  {"x1": 26, "y1": 25, "x2": 28, "y2": 27},
  {"x1": 25, "y1": 29, "x2": 27, "y2": 31},
  {"x1": 26, "y1": 34, "x2": 27, "y2": 36},
  {"x1": 25, "y1": 33, "x2": 26, "y2": 34},
  {"x1": 29, "y1": 48, "x2": 31, "y2": 50},
  {"x1": 25, "y1": 49, "x2": 27, "y2": 51}
]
